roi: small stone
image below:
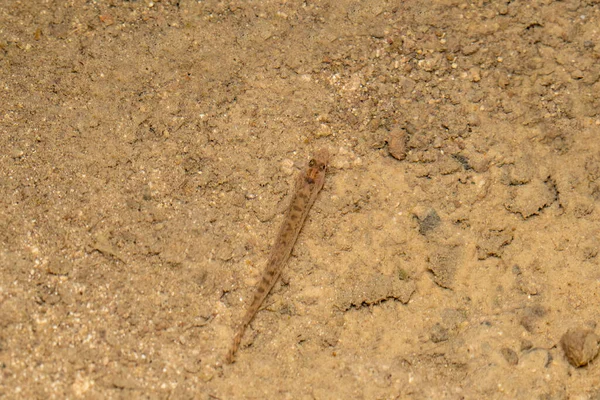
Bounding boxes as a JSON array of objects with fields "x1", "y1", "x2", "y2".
[
  {"x1": 280, "y1": 158, "x2": 295, "y2": 175},
  {"x1": 11, "y1": 148, "x2": 25, "y2": 159},
  {"x1": 417, "y1": 209, "x2": 441, "y2": 235},
  {"x1": 468, "y1": 153, "x2": 490, "y2": 173},
  {"x1": 505, "y1": 179, "x2": 556, "y2": 219},
  {"x1": 469, "y1": 67, "x2": 481, "y2": 82},
  {"x1": 315, "y1": 123, "x2": 333, "y2": 138},
  {"x1": 561, "y1": 327, "x2": 599, "y2": 367},
  {"x1": 430, "y1": 323, "x2": 449, "y2": 343},
  {"x1": 387, "y1": 127, "x2": 407, "y2": 161},
  {"x1": 520, "y1": 339, "x2": 533, "y2": 351},
  {"x1": 427, "y1": 248, "x2": 460, "y2": 290},
  {"x1": 47, "y1": 257, "x2": 71, "y2": 276},
  {"x1": 571, "y1": 69, "x2": 584, "y2": 80},
  {"x1": 519, "y1": 305, "x2": 547, "y2": 333},
  {"x1": 462, "y1": 44, "x2": 479, "y2": 55},
  {"x1": 397, "y1": 267, "x2": 409, "y2": 281},
  {"x1": 501, "y1": 347, "x2": 519, "y2": 365},
  {"x1": 519, "y1": 348, "x2": 551, "y2": 371},
  {"x1": 466, "y1": 113, "x2": 480, "y2": 127}
]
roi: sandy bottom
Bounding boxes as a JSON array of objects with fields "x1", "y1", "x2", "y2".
[{"x1": 1, "y1": 1, "x2": 600, "y2": 398}]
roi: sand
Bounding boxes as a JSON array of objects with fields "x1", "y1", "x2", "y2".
[{"x1": 1, "y1": 1, "x2": 600, "y2": 398}]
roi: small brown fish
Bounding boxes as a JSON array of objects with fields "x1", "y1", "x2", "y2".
[{"x1": 226, "y1": 149, "x2": 329, "y2": 363}]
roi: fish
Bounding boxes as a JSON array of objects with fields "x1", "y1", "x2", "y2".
[{"x1": 226, "y1": 149, "x2": 330, "y2": 363}]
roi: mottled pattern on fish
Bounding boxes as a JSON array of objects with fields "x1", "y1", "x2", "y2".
[{"x1": 226, "y1": 149, "x2": 329, "y2": 364}]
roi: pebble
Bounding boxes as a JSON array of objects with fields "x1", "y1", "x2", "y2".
[
  {"x1": 430, "y1": 323, "x2": 449, "y2": 343},
  {"x1": 560, "y1": 327, "x2": 599, "y2": 367},
  {"x1": 500, "y1": 347, "x2": 519, "y2": 365},
  {"x1": 387, "y1": 127, "x2": 407, "y2": 160},
  {"x1": 519, "y1": 348, "x2": 550, "y2": 371}
]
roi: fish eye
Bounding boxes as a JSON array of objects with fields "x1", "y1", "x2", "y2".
[{"x1": 308, "y1": 159, "x2": 316, "y2": 167}]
